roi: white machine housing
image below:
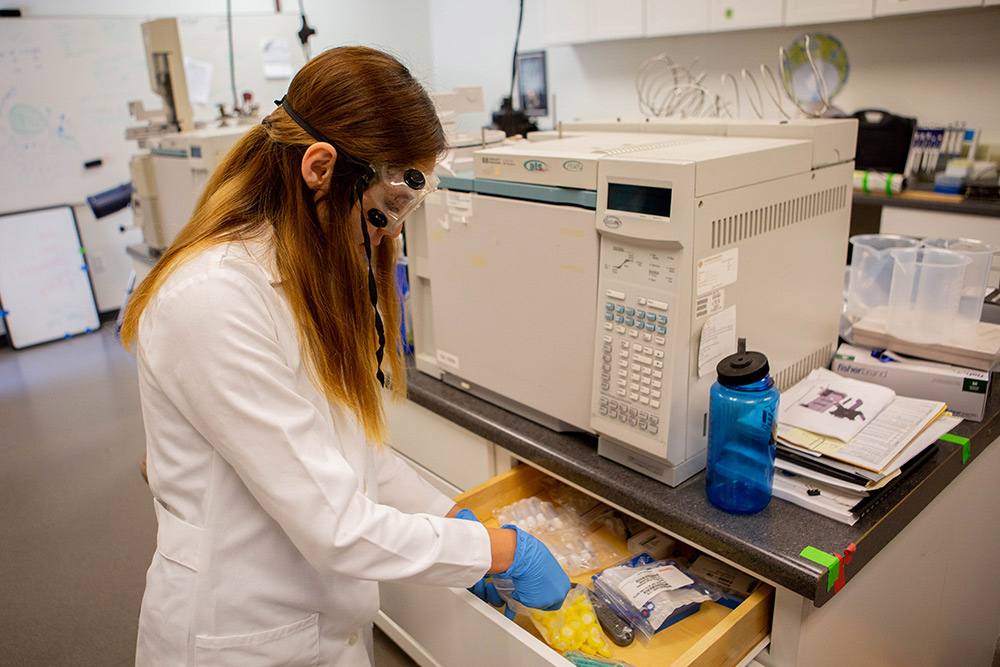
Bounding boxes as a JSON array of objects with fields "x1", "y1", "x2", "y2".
[
  {"x1": 130, "y1": 126, "x2": 248, "y2": 251},
  {"x1": 409, "y1": 119, "x2": 855, "y2": 485},
  {"x1": 590, "y1": 135, "x2": 852, "y2": 484}
]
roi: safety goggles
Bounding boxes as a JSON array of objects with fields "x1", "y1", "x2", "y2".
[{"x1": 363, "y1": 166, "x2": 440, "y2": 234}]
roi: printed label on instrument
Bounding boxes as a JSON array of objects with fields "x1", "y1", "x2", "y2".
[
  {"x1": 697, "y1": 305, "x2": 737, "y2": 378},
  {"x1": 695, "y1": 289, "x2": 724, "y2": 319},
  {"x1": 446, "y1": 191, "x2": 473, "y2": 226},
  {"x1": 696, "y1": 248, "x2": 738, "y2": 296},
  {"x1": 436, "y1": 350, "x2": 460, "y2": 369}
]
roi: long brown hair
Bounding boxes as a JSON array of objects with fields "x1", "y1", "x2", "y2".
[{"x1": 121, "y1": 47, "x2": 445, "y2": 443}]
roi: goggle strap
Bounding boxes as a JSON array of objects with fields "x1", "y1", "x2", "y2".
[
  {"x1": 280, "y1": 96, "x2": 370, "y2": 173},
  {"x1": 280, "y1": 96, "x2": 328, "y2": 144},
  {"x1": 358, "y1": 190, "x2": 387, "y2": 389}
]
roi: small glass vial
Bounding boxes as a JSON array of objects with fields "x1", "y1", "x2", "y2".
[{"x1": 705, "y1": 338, "x2": 780, "y2": 514}]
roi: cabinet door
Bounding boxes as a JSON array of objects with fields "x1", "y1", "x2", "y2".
[
  {"x1": 539, "y1": 0, "x2": 643, "y2": 44},
  {"x1": 785, "y1": 0, "x2": 874, "y2": 25},
  {"x1": 647, "y1": 0, "x2": 711, "y2": 36},
  {"x1": 385, "y1": 399, "x2": 496, "y2": 492},
  {"x1": 874, "y1": 0, "x2": 982, "y2": 16},
  {"x1": 709, "y1": 0, "x2": 783, "y2": 31},
  {"x1": 588, "y1": 0, "x2": 644, "y2": 41}
]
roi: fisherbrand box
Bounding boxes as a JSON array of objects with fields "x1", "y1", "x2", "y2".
[{"x1": 831, "y1": 344, "x2": 989, "y2": 421}]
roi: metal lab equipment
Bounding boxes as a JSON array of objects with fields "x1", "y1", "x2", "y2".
[
  {"x1": 126, "y1": 18, "x2": 252, "y2": 253},
  {"x1": 410, "y1": 118, "x2": 856, "y2": 485}
]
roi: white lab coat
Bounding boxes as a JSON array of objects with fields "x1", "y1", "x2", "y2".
[{"x1": 134, "y1": 234, "x2": 492, "y2": 666}]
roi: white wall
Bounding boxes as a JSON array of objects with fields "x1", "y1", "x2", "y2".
[
  {"x1": 3, "y1": 1, "x2": 435, "y2": 317},
  {"x1": 428, "y1": 1, "x2": 1000, "y2": 148},
  {"x1": 12, "y1": 1, "x2": 435, "y2": 78}
]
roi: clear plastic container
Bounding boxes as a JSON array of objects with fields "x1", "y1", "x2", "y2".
[
  {"x1": 705, "y1": 339, "x2": 780, "y2": 515},
  {"x1": 846, "y1": 234, "x2": 920, "y2": 324},
  {"x1": 921, "y1": 238, "x2": 998, "y2": 334},
  {"x1": 886, "y1": 247, "x2": 971, "y2": 344}
]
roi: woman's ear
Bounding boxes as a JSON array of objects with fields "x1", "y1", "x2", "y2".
[{"x1": 301, "y1": 142, "x2": 337, "y2": 193}]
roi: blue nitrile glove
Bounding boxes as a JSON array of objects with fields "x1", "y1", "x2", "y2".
[
  {"x1": 454, "y1": 509, "x2": 503, "y2": 607},
  {"x1": 500, "y1": 525, "x2": 571, "y2": 613}
]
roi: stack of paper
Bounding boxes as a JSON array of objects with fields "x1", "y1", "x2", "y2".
[{"x1": 772, "y1": 368, "x2": 958, "y2": 525}]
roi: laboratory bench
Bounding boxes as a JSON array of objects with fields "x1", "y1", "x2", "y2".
[
  {"x1": 378, "y1": 364, "x2": 1000, "y2": 667},
  {"x1": 850, "y1": 185, "x2": 1000, "y2": 239}
]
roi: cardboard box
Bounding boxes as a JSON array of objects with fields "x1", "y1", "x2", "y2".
[{"x1": 831, "y1": 344, "x2": 990, "y2": 421}]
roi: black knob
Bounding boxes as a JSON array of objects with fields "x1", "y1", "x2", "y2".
[
  {"x1": 403, "y1": 168, "x2": 425, "y2": 190},
  {"x1": 367, "y1": 208, "x2": 388, "y2": 228}
]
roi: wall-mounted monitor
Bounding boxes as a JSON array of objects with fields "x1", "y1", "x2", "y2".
[{"x1": 516, "y1": 50, "x2": 548, "y2": 117}]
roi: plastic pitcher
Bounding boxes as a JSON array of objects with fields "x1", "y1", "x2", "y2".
[
  {"x1": 921, "y1": 238, "x2": 998, "y2": 334},
  {"x1": 887, "y1": 247, "x2": 971, "y2": 344},
  {"x1": 847, "y1": 234, "x2": 920, "y2": 324}
]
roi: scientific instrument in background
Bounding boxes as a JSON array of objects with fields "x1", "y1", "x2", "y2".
[
  {"x1": 636, "y1": 33, "x2": 848, "y2": 121},
  {"x1": 430, "y1": 86, "x2": 506, "y2": 176},
  {"x1": 409, "y1": 117, "x2": 856, "y2": 485},
  {"x1": 125, "y1": 18, "x2": 256, "y2": 254}
]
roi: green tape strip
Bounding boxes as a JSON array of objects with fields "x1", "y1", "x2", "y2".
[
  {"x1": 940, "y1": 433, "x2": 971, "y2": 464},
  {"x1": 887, "y1": 173, "x2": 895, "y2": 196},
  {"x1": 862, "y1": 170, "x2": 870, "y2": 194},
  {"x1": 800, "y1": 546, "x2": 840, "y2": 591}
]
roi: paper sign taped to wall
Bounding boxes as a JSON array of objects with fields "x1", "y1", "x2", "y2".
[
  {"x1": 261, "y1": 39, "x2": 293, "y2": 79},
  {"x1": 698, "y1": 305, "x2": 737, "y2": 378},
  {"x1": 183, "y1": 58, "x2": 213, "y2": 105}
]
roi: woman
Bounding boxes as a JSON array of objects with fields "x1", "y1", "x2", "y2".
[{"x1": 121, "y1": 47, "x2": 569, "y2": 666}]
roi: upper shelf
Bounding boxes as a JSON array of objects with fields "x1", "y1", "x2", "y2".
[{"x1": 852, "y1": 189, "x2": 1000, "y2": 218}]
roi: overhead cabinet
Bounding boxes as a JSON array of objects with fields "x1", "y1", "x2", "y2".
[
  {"x1": 784, "y1": 0, "x2": 875, "y2": 24},
  {"x1": 708, "y1": 0, "x2": 784, "y2": 31},
  {"x1": 874, "y1": 0, "x2": 984, "y2": 16},
  {"x1": 645, "y1": 0, "x2": 711, "y2": 36},
  {"x1": 538, "y1": 0, "x2": 644, "y2": 45}
]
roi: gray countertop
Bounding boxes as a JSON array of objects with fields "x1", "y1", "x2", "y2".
[{"x1": 405, "y1": 365, "x2": 1000, "y2": 607}]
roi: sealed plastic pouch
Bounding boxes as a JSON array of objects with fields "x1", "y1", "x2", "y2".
[
  {"x1": 525, "y1": 584, "x2": 615, "y2": 658},
  {"x1": 591, "y1": 555, "x2": 720, "y2": 644}
]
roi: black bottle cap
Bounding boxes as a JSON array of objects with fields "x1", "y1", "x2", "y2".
[{"x1": 716, "y1": 338, "x2": 770, "y2": 386}]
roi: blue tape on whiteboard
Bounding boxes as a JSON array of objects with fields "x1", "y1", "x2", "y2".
[
  {"x1": 85, "y1": 327, "x2": 93, "y2": 333},
  {"x1": 64, "y1": 333, "x2": 71, "y2": 339},
  {"x1": 80, "y1": 265, "x2": 88, "y2": 272},
  {"x1": 0, "y1": 309, "x2": 8, "y2": 317}
]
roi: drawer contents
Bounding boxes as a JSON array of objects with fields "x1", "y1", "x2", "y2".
[
  {"x1": 492, "y1": 495, "x2": 623, "y2": 576},
  {"x1": 686, "y1": 555, "x2": 762, "y2": 610},
  {"x1": 564, "y1": 652, "x2": 638, "y2": 667},
  {"x1": 451, "y1": 465, "x2": 774, "y2": 666},
  {"x1": 625, "y1": 528, "x2": 676, "y2": 561},
  {"x1": 526, "y1": 584, "x2": 614, "y2": 657},
  {"x1": 587, "y1": 588, "x2": 634, "y2": 647},
  {"x1": 591, "y1": 555, "x2": 721, "y2": 645}
]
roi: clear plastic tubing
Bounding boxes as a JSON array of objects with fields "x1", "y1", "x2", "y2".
[{"x1": 705, "y1": 338, "x2": 780, "y2": 514}]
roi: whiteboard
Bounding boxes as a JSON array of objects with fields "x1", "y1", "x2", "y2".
[
  {"x1": 0, "y1": 206, "x2": 101, "y2": 349},
  {"x1": 0, "y1": 15, "x2": 306, "y2": 215}
]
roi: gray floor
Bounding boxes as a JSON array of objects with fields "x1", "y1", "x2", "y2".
[{"x1": 0, "y1": 325, "x2": 415, "y2": 667}]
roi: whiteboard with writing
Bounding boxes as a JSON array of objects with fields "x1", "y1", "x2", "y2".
[
  {"x1": 0, "y1": 15, "x2": 305, "y2": 215},
  {"x1": 0, "y1": 206, "x2": 100, "y2": 348}
]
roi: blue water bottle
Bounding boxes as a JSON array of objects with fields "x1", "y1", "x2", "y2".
[{"x1": 706, "y1": 338, "x2": 780, "y2": 514}]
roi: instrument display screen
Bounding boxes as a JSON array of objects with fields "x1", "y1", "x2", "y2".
[{"x1": 607, "y1": 183, "x2": 672, "y2": 218}]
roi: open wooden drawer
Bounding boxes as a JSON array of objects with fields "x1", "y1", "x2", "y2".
[{"x1": 378, "y1": 464, "x2": 773, "y2": 667}]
